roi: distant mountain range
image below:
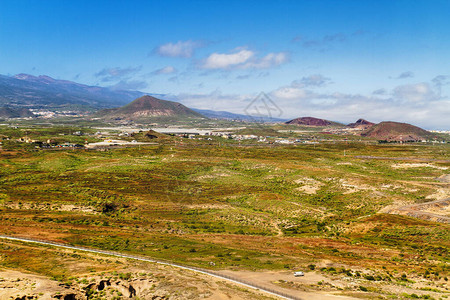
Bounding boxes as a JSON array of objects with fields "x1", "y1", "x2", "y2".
[
  {"x1": 0, "y1": 106, "x2": 35, "y2": 118},
  {"x1": 192, "y1": 108, "x2": 287, "y2": 122},
  {"x1": 0, "y1": 74, "x2": 143, "y2": 110},
  {"x1": 0, "y1": 73, "x2": 286, "y2": 123}
]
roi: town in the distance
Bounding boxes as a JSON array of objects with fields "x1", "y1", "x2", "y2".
[{"x1": 1, "y1": 73, "x2": 448, "y2": 149}]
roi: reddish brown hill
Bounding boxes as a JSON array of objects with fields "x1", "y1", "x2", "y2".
[
  {"x1": 285, "y1": 117, "x2": 333, "y2": 126},
  {"x1": 361, "y1": 121, "x2": 435, "y2": 142},
  {"x1": 95, "y1": 95, "x2": 205, "y2": 121},
  {"x1": 347, "y1": 118, "x2": 375, "y2": 129},
  {"x1": 130, "y1": 129, "x2": 171, "y2": 141}
]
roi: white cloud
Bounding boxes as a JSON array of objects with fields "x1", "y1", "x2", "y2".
[
  {"x1": 152, "y1": 66, "x2": 177, "y2": 75},
  {"x1": 263, "y1": 78, "x2": 448, "y2": 129},
  {"x1": 393, "y1": 83, "x2": 437, "y2": 102},
  {"x1": 200, "y1": 48, "x2": 288, "y2": 70},
  {"x1": 269, "y1": 74, "x2": 330, "y2": 100},
  {"x1": 175, "y1": 90, "x2": 250, "y2": 111},
  {"x1": 271, "y1": 87, "x2": 309, "y2": 99},
  {"x1": 169, "y1": 77, "x2": 449, "y2": 129},
  {"x1": 201, "y1": 49, "x2": 254, "y2": 69},
  {"x1": 154, "y1": 40, "x2": 202, "y2": 58},
  {"x1": 172, "y1": 86, "x2": 449, "y2": 129},
  {"x1": 242, "y1": 52, "x2": 289, "y2": 69}
]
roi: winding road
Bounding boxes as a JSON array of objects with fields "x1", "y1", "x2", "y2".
[{"x1": 0, "y1": 234, "x2": 300, "y2": 300}]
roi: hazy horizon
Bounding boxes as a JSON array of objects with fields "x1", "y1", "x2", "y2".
[{"x1": 1, "y1": 0, "x2": 449, "y2": 129}]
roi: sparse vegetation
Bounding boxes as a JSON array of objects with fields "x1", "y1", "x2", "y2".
[{"x1": 0, "y1": 123, "x2": 448, "y2": 299}]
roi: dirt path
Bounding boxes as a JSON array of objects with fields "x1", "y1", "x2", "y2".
[
  {"x1": 271, "y1": 221, "x2": 284, "y2": 236},
  {"x1": 386, "y1": 198, "x2": 450, "y2": 223},
  {"x1": 354, "y1": 155, "x2": 450, "y2": 163},
  {"x1": 218, "y1": 270, "x2": 358, "y2": 300}
]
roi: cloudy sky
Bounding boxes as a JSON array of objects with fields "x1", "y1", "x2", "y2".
[{"x1": 1, "y1": 0, "x2": 449, "y2": 129}]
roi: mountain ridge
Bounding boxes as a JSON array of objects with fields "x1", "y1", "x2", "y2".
[
  {"x1": 0, "y1": 105, "x2": 35, "y2": 119},
  {"x1": 0, "y1": 73, "x2": 144, "y2": 110}
]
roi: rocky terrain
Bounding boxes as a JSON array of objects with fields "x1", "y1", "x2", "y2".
[
  {"x1": 361, "y1": 121, "x2": 436, "y2": 142},
  {"x1": 346, "y1": 119, "x2": 374, "y2": 130},
  {"x1": 93, "y1": 95, "x2": 205, "y2": 122},
  {"x1": 285, "y1": 117, "x2": 336, "y2": 126},
  {"x1": 0, "y1": 265, "x2": 271, "y2": 300}
]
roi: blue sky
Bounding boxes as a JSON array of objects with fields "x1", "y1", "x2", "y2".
[{"x1": 1, "y1": 0, "x2": 449, "y2": 129}]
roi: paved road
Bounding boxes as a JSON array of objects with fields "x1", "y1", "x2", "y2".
[{"x1": 0, "y1": 234, "x2": 299, "y2": 300}]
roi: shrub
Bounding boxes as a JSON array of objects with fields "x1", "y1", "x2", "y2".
[
  {"x1": 364, "y1": 275, "x2": 376, "y2": 281},
  {"x1": 118, "y1": 272, "x2": 131, "y2": 280}
]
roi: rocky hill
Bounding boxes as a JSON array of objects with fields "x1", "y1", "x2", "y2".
[
  {"x1": 347, "y1": 118, "x2": 375, "y2": 129},
  {"x1": 95, "y1": 95, "x2": 205, "y2": 122},
  {"x1": 361, "y1": 121, "x2": 436, "y2": 142},
  {"x1": 285, "y1": 116, "x2": 336, "y2": 126}
]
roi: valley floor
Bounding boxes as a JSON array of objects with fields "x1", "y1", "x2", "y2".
[{"x1": 0, "y1": 129, "x2": 448, "y2": 299}]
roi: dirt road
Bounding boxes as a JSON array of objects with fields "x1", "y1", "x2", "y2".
[{"x1": 387, "y1": 198, "x2": 450, "y2": 223}]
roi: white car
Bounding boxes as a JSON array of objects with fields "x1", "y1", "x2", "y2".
[{"x1": 294, "y1": 271, "x2": 304, "y2": 277}]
